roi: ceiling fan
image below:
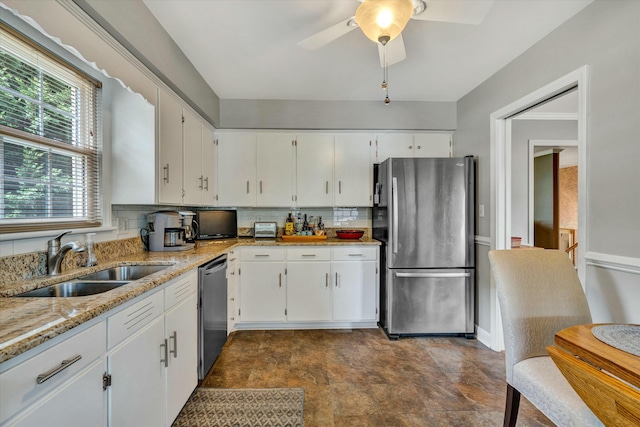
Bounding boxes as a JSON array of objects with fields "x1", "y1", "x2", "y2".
[{"x1": 298, "y1": 0, "x2": 495, "y2": 68}]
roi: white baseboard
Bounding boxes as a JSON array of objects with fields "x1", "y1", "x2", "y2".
[{"x1": 476, "y1": 325, "x2": 493, "y2": 350}]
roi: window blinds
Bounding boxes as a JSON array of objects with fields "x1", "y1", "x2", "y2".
[{"x1": 0, "y1": 23, "x2": 102, "y2": 233}]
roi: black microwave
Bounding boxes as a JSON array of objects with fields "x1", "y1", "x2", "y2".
[{"x1": 195, "y1": 209, "x2": 237, "y2": 239}]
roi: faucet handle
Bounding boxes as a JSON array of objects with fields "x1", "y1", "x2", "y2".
[{"x1": 48, "y1": 231, "x2": 72, "y2": 248}]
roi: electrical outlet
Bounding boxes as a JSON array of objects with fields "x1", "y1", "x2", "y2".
[
  {"x1": 118, "y1": 217, "x2": 129, "y2": 231},
  {"x1": 479, "y1": 205, "x2": 485, "y2": 218}
]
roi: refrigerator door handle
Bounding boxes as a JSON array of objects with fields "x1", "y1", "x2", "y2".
[
  {"x1": 394, "y1": 272, "x2": 471, "y2": 278},
  {"x1": 392, "y1": 176, "x2": 398, "y2": 254}
]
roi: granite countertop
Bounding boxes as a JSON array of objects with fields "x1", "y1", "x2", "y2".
[{"x1": 0, "y1": 236, "x2": 379, "y2": 364}]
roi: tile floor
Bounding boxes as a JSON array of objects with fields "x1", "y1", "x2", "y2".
[{"x1": 202, "y1": 328, "x2": 554, "y2": 427}]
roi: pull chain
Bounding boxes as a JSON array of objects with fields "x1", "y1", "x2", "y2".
[{"x1": 383, "y1": 43, "x2": 390, "y2": 105}]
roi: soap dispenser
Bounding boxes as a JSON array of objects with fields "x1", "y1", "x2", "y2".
[{"x1": 86, "y1": 233, "x2": 98, "y2": 267}]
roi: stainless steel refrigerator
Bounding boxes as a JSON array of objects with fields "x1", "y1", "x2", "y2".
[{"x1": 373, "y1": 156, "x2": 475, "y2": 338}]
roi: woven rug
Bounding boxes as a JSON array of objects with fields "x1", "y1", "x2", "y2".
[{"x1": 172, "y1": 388, "x2": 304, "y2": 427}]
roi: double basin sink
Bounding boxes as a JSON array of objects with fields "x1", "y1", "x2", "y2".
[{"x1": 15, "y1": 265, "x2": 169, "y2": 298}]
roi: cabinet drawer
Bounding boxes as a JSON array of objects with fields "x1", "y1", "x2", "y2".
[
  {"x1": 286, "y1": 247, "x2": 331, "y2": 261},
  {"x1": 0, "y1": 322, "x2": 106, "y2": 425},
  {"x1": 332, "y1": 247, "x2": 377, "y2": 261},
  {"x1": 240, "y1": 247, "x2": 286, "y2": 261},
  {"x1": 108, "y1": 291, "x2": 164, "y2": 349},
  {"x1": 164, "y1": 271, "x2": 197, "y2": 310}
]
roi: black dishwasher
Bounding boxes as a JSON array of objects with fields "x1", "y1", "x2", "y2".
[{"x1": 198, "y1": 255, "x2": 227, "y2": 379}]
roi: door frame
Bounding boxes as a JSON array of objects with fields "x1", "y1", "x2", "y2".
[{"x1": 489, "y1": 65, "x2": 589, "y2": 350}]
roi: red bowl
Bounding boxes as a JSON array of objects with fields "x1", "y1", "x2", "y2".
[{"x1": 335, "y1": 229, "x2": 364, "y2": 239}]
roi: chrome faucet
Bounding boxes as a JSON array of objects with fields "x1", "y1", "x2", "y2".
[{"x1": 47, "y1": 231, "x2": 86, "y2": 276}]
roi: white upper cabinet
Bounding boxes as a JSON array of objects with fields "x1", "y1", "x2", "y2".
[
  {"x1": 413, "y1": 133, "x2": 452, "y2": 158},
  {"x1": 256, "y1": 133, "x2": 295, "y2": 207},
  {"x1": 201, "y1": 126, "x2": 217, "y2": 206},
  {"x1": 158, "y1": 89, "x2": 184, "y2": 204},
  {"x1": 334, "y1": 134, "x2": 374, "y2": 207},
  {"x1": 374, "y1": 132, "x2": 452, "y2": 163},
  {"x1": 296, "y1": 134, "x2": 334, "y2": 207},
  {"x1": 216, "y1": 132, "x2": 257, "y2": 207},
  {"x1": 375, "y1": 133, "x2": 414, "y2": 162},
  {"x1": 182, "y1": 109, "x2": 203, "y2": 206}
]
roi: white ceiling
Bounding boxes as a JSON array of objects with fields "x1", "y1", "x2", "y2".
[{"x1": 142, "y1": 0, "x2": 592, "y2": 102}]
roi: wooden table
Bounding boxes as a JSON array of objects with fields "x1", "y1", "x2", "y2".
[{"x1": 547, "y1": 323, "x2": 640, "y2": 426}]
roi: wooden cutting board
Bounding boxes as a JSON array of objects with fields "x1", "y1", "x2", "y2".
[{"x1": 281, "y1": 235, "x2": 328, "y2": 242}]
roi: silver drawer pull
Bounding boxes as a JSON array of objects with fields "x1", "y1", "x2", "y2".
[
  {"x1": 170, "y1": 331, "x2": 178, "y2": 358},
  {"x1": 254, "y1": 254, "x2": 270, "y2": 258},
  {"x1": 301, "y1": 254, "x2": 317, "y2": 257},
  {"x1": 36, "y1": 355, "x2": 82, "y2": 384},
  {"x1": 348, "y1": 254, "x2": 364, "y2": 257}
]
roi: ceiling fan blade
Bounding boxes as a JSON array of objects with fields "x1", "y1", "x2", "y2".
[
  {"x1": 297, "y1": 16, "x2": 358, "y2": 50},
  {"x1": 378, "y1": 34, "x2": 406, "y2": 68},
  {"x1": 412, "y1": 0, "x2": 494, "y2": 25}
]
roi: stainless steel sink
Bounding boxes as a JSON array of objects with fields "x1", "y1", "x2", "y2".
[
  {"x1": 15, "y1": 281, "x2": 130, "y2": 297},
  {"x1": 77, "y1": 265, "x2": 169, "y2": 281}
]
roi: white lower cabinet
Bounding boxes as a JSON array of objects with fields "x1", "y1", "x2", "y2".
[
  {"x1": 239, "y1": 261, "x2": 286, "y2": 322},
  {"x1": 0, "y1": 322, "x2": 107, "y2": 427},
  {"x1": 286, "y1": 248, "x2": 332, "y2": 322},
  {"x1": 236, "y1": 246, "x2": 379, "y2": 327}
]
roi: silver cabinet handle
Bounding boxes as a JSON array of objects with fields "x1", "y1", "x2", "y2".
[
  {"x1": 409, "y1": 145, "x2": 413, "y2": 149},
  {"x1": 395, "y1": 272, "x2": 471, "y2": 278},
  {"x1": 204, "y1": 177, "x2": 209, "y2": 191},
  {"x1": 339, "y1": 180, "x2": 342, "y2": 194},
  {"x1": 169, "y1": 331, "x2": 178, "y2": 358},
  {"x1": 36, "y1": 355, "x2": 82, "y2": 384},
  {"x1": 417, "y1": 145, "x2": 421, "y2": 149},
  {"x1": 335, "y1": 272, "x2": 339, "y2": 287},
  {"x1": 301, "y1": 254, "x2": 317, "y2": 257},
  {"x1": 348, "y1": 253, "x2": 364, "y2": 257},
  {"x1": 260, "y1": 180, "x2": 263, "y2": 194},
  {"x1": 279, "y1": 273, "x2": 282, "y2": 287},
  {"x1": 199, "y1": 175, "x2": 204, "y2": 190},
  {"x1": 326, "y1": 273, "x2": 329, "y2": 287},
  {"x1": 325, "y1": 181, "x2": 329, "y2": 194},
  {"x1": 392, "y1": 176, "x2": 399, "y2": 254},
  {"x1": 163, "y1": 164, "x2": 170, "y2": 183},
  {"x1": 246, "y1": 180, "x2": 250, "y2": 194},
  {"x1": 160, "y1": 338, "x2": 168, "y2": 367}
]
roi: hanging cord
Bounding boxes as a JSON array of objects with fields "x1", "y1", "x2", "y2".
[{"x1": 384, "y1": 43, "x2": 390, "y2": 104}]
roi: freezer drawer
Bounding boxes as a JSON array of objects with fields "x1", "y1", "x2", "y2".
[{"x1": 385, "y1": 268, "x2": 474, "y2": 336}]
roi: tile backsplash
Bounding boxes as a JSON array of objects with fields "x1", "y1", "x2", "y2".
[{"x1": 112, "y1": 205, "x2": 371, "y2": 237}]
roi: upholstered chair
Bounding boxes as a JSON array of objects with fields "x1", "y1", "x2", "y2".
[{"x1": 487, "y1": 249, "x2": 603, "y2": 427}]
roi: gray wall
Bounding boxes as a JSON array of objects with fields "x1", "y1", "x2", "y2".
[
  {"x1": 220, "y1": 99, "x2": 456, "y2": 130},
  {"x1": 457, "y1": 1, "x2": 640, "y2": 334},
  {"x1": 511, "y1": 120, "x2": 578, "y2": 242},
  {"x1": 73, "y1": 0, "x2": 221, "y2": 127},
  {"x1": 457, "y1": 0, "x2": 639, "y2": 255}
]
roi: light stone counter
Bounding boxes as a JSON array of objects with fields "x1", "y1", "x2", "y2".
[{"x1": 0, "y1": 237, "x2": 379, "y2": 364}]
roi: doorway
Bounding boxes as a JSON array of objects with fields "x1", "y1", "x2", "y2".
[{"x1": 488, "y1": 66, "x2": 589, "y2": 351}]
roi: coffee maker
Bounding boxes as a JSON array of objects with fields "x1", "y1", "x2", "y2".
[
  {"x1": 146, "y1": 211, "x2": 195, "y2": 252},
  {"x1": 179, "y1": 211, "x2": 198, "y2": 243}
]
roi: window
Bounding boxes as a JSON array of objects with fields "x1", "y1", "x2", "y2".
[{"x1": 0, "y1": 24, "x2": 102, "y2": 233}]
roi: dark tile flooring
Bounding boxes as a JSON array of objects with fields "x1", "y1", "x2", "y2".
[{"x1": 202, "y1": 328, "x2": 554, "y2": 427}]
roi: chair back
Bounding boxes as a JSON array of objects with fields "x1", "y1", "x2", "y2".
[{"x1": 488, "y1": 249, "x2": 592, "y2": 383}]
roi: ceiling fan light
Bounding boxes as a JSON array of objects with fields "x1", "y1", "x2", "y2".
[{"x1": 356, "y1": 0, "x2": 413, "y2": 44}]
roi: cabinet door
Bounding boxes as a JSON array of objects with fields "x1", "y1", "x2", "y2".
[
  {"x1": 256, "y1": 133, "x2": 295, "y2": 206},
  {"x1": 375, "y1": 134, "x2": 414, "y2": 163},
  {"x1": 413, "y1": 133, "x2": 452, "y2": 158},
  {"x1": 332, "y1": 261, "x2": 377, "y2": 321},
  {"x1": 296, "y1": 134, "x2": 334, "y2": 207},
  {"x1": 165, "y1": 292, "x2": 198, "y2": 426},
  {"x1": 109, "y1": 316, "x2": 165, "y2": 427},
  {"x1": 334, "y1": 134, "x2": 373, "y2": 207},
  {"x1": 239, "y1": 262, "x2": 286, "y2": 322},
  {"x1": 10, "y1": 360, "x2": 106, "y2": 427},
  {"x1": 182, "y1": 109, "x2": 203, "y2": 205},
  {"x1": 158, "y1": 89, "x2": 184, "y2": 204},
  {"x1": 201, "y1": 126, "x2": 216, "y2": 206},
  {"x1": 216, "y1": 132, "x2": 257, "y2": 207},
  {"x1": 287, "y1": 262, "x2": 332, "y2": 321}
]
